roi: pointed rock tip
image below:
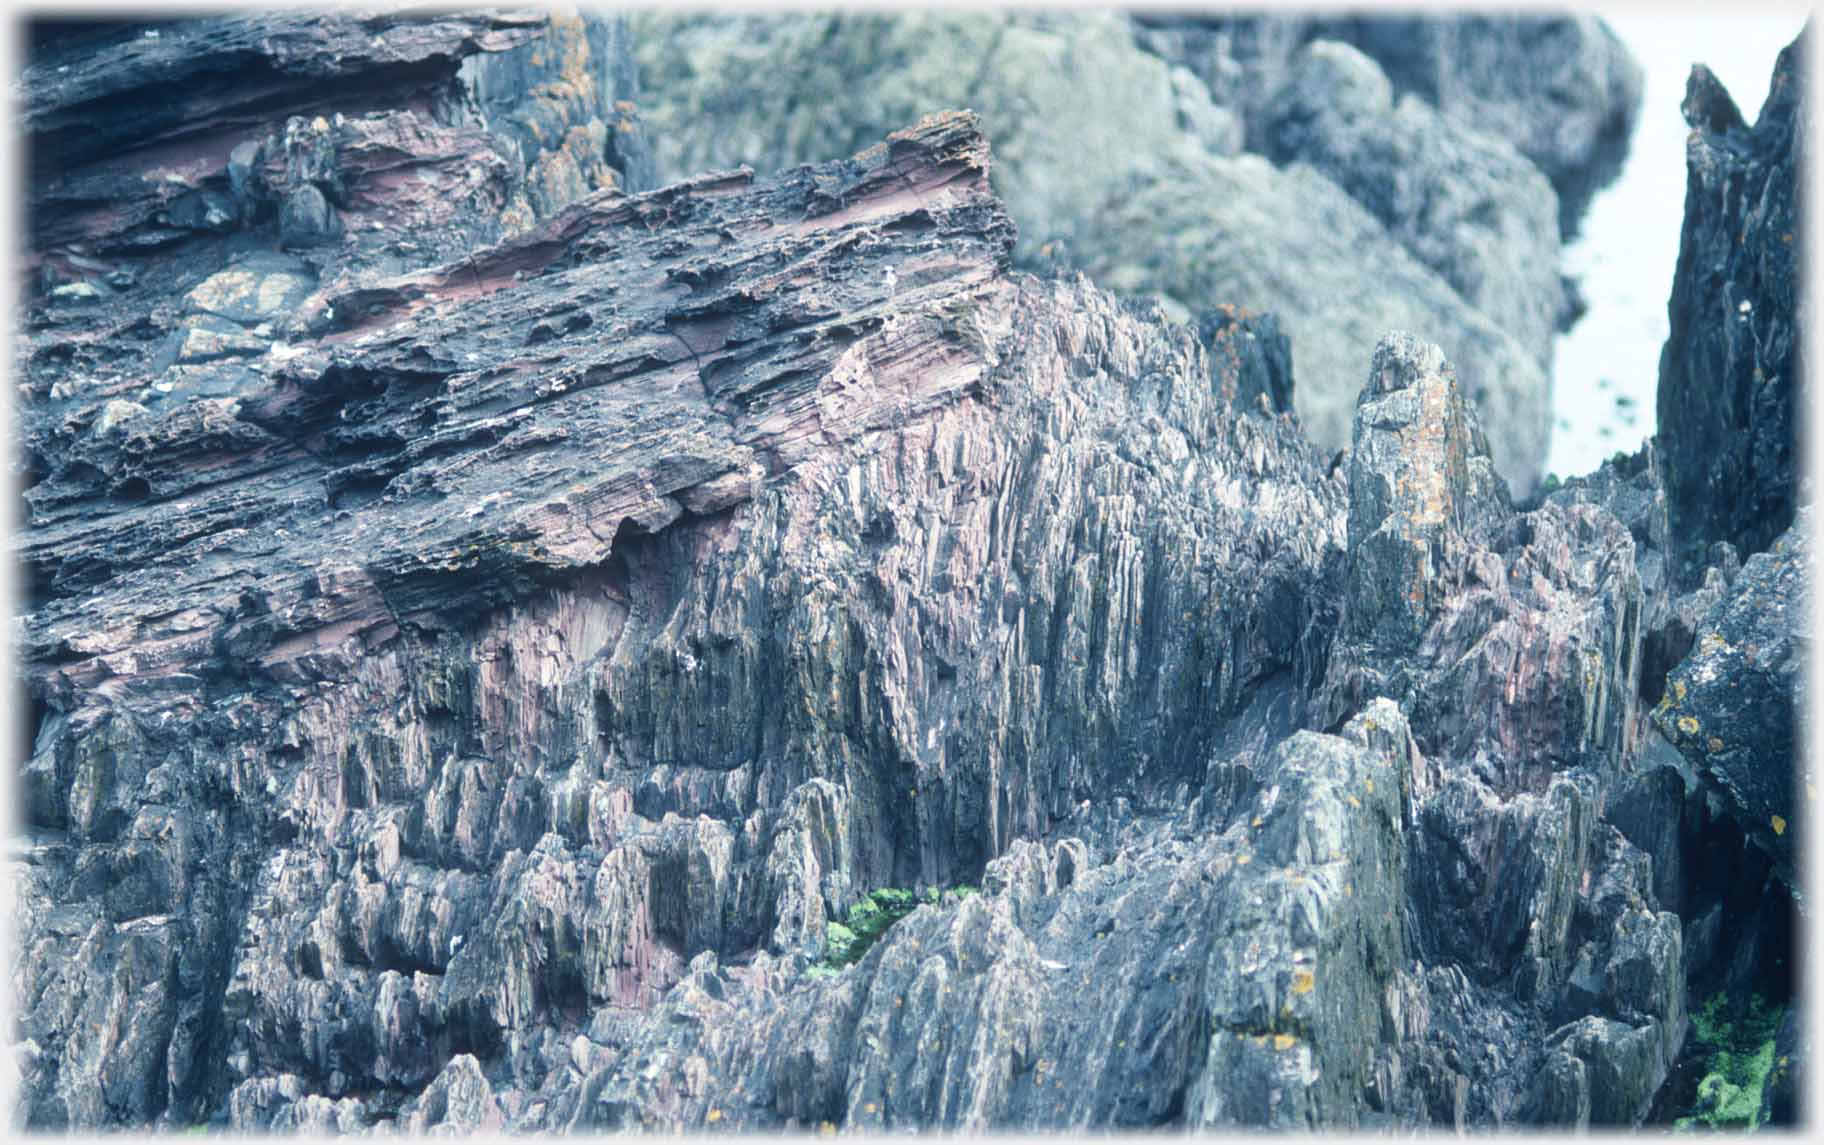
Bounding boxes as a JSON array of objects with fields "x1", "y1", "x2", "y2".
[
  {"x1": 883, "y1": 109, "x2": 993, "y2": 175},
  {"x1": 1682, "y1": 64, "x2": 1746, "y2": 135},
  {"x1": 1362, "y1": 332, "x2": 1452, "y2": 400}
]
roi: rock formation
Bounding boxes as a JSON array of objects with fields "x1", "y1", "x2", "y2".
[
  {"x1": 626, "y1": 9, "x2": 1644, "y2": 495},
  {"x1": 8, "y1": 11, "x2": 1803, "y2": 1135},
  {"x1": 1656, "y1": 32, "x2": 1807, "y2": 570},
  {"x1": 1133, "y1": 10, "x2": 1644, "y2": 236}
]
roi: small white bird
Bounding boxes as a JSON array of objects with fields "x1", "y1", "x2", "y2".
[{"x1": 883, "y1": 267, "x2": 898, "y2": 297}]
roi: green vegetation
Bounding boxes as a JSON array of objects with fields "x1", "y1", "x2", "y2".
[
  {"x1": 1674, "y1": 992, "x2": 1785, "y2": 1131},
  {"x1": 1539, "y1": 472, "x2": 1562, "y2": 495},
  {"x1": 812, "y1": 885, "x2": 979, "y2": 972}
]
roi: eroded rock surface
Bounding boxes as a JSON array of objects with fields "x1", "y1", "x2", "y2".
[
  {"x1": 8, "y1": 12, "x2": 1800, "y2": 1136},
  {"x1": 624, "y1": 9, "x2": 1635, "y2": 493},
  {"x1": 1656, "y1": 33, "x2": 1808, "y2": 569}
]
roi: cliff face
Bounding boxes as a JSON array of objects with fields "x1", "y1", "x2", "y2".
[
  {"x1": 1657, "y1": 34, "x2": 1807, "y2": 569},
  {"x1": 8, "y1": 13, "x2": 1804, "y2": 1135}
]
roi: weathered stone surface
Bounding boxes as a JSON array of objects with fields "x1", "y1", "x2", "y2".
[
  {"x1": 1264, "y1": 40, "x2": 1566, "y2": 368},
  {"x1": 7, "y1": 13, "x2": 1799, "y2": 1136},
  {"x1": 1651, "y1": 513, "x2": 1807, "y2": 891},
  {"x1": 1656, "y1": 31, "x2": 1807, "y2": 568},
  {"x1": 1196, "y1": 306, "x2": 1295, "y2": 417},
  {"x1": 627, "y1": 10, "x2": 1580, "y2": 492},
  {"x1": 1076, "y1": 156, "x2": 1551, "y2": 492},
  {"x1": 1306, "y1": 12, "x2": 1643, "y2": 237},
  {"x1": 629, "y1": 11, "x2": 1236, "y2": 256},
  {"x1": 1131, "y1": 11, "x2": 1643, "y2": 237},
  {"x1": 24, "y1": 12, "x2": 647, "y2": 263}
]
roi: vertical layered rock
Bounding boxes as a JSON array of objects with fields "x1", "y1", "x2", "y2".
[
  {"x1": 458, "y1": 11, "x2": 656, "y2": 208},
  {"x1": 1651, "y1": 514, "x2": 1807, "y2": 891},
  {"x1": 1315, "y1": 332, "x2": 1680, "y2": 1127},
  {"x1": 8, "y1": 11, "x2": 1799, "y2": 1136},
  {"x1": 1338, "y1": 334, "x2": 1493, "y2": 658},
  {"x1": 1077, "y1": 157, "x2": 1551, "y2": 491},
  {"x1": 1196, "y1": 306, "x2": 1295, "y2": 416},
  {"x1": 1656, "y1": 31, "x2": 1807, "y2": 569}
]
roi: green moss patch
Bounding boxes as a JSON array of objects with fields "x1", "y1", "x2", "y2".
[
  {"x1": 813, "y1": 885, "x2": 978, "y2": 971},
  {"x1": 1673, "y1": 992, "x2": 1785, "y2": 1131}
]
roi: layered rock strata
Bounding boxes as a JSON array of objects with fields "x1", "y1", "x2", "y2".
[{"x1": 8, "y1": 13, "x2": 1802, "y2": 1136}]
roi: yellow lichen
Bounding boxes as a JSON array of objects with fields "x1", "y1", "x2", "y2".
[
  {"x1": 1236, "y1": 854, "x2": 1251, "y2": 866},
  {"x1": 1273, "y1": 1033, "x2": 1297, "y2": 1051},
  {"x1": 1677, "y1": 715, "x2": 1701, "y2": 736},
  {"x1": 706, "y1": 1109, "x2": 723, "y2": 1124},
  {"x1": 1673, "y1": 680, "x2": 1688, "y2": 702},
  {"x1": 1772, "y1": 815, "x2": 1787, "y2": 836},
  {"x1": 1707, "y1": 737, "x2": 1725, "y2": 753},
  {"x1": 1365, "y1": 778, "x2": 1374, "y2": 794},
  {"x1": 1290, "y1": 969, "x2": 1315, "y2": 995}
]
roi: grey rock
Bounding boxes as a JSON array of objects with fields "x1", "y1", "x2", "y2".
[
  {"x1": 1651, "y1": 512, "x2": 1807, "y2": 891},
  {"x1": 458, "y1": 11, "x2": 655, "y2": 199},
  {"x1": 1541, "y1": 1017, "x2": 1669, "y2": 1126},
  {"x1": 1656, "y1": 31, "x2": 1807, "y2": 567},
  {"x1": 1195, "y1": 306, "x2": 1295, "y2": 416},
  {"x1": 1264, "y1": 40, "x2": 1566, "y2": 368},
  {"x1": 7, "y1": 11, "x2": 1800, "y2": 1136},
  {"x1": 628, "y1": 11, "x2": 1557, "y2": 490},
  {"x1": 1761, "y1": 1003, "x2": 1804, "y2": 1125},
  {"x1": 25, "y1": 13, "x2": 649, "y2": 260},
  {"x1": 629, "y1": 11, "x2": 1234, "y2": 255},
  {"x1": 1310, "y1": 13, "x2": 1643, "y2": 237},
  {"x1": 397, "y1": 1054, "x2": 502, "y2": 1134},
  {"x1": 1131, "y1": 11, "x2": 1643, "y2": 237},
  {"x1": 1077, "y1": 156, "x2": 1551, "y2": 491}
]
